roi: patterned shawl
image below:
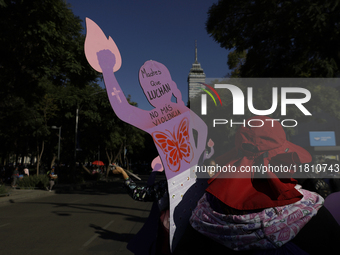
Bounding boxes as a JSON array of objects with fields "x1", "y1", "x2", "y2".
[{"x1": 190, "y1": 187, "x2": 323, "y2": 251}]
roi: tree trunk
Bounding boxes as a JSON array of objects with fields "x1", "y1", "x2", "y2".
[
  {"x1": 15, "y1": 154, "x2": 19, "y2": 166},
  {"x1": 105, "y1": 149, "x2": 113, "y2": 178},
  {"x1": 36, "y1": 141, "x2": 44, "y2": 175},
  {"x1": 119, "y1": 152, "x2": 123, "y2": 167},
  {"x1": 50, "y1": 154, "x2": 56, "y2": 169}
]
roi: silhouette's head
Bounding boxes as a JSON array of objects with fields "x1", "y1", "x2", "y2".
[{"x1": 139, "y1": 60, "x2": 180, "y2": 107}]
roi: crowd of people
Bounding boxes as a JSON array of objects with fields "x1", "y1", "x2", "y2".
[{"x1": 0, "y1": 164, "x2": 29, "y2": 188}]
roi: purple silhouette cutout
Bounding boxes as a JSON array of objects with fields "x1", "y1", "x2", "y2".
[{"x1": 85, "y1": 18, "x2": 210, "y2": 251}]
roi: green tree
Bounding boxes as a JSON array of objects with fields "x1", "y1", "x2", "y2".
[
  {"x1": 98, "y1": 95, "x2": 146, "y2": 174},
  {"x1": 227, "y1": 50, "x2": 247, "y2": 77},
  {"x1": 0, "y1": 0, "x2": 98, "y2": 166},
  {"x1": 33, "y1": 85, "x2": 59, "y2": 175},
  {"x1": 207, "y1": 0, "x2": 340, "y2": 77},
  {"x1": 58, "y1": 84, "x2": 147, "y2": 175},
  {"x1": 205, "y1": 1, "x2": 340, "y2": 148}
]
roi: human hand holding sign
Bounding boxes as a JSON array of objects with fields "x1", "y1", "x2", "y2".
[{"x1": 112, "y1": 166, "x2": 129, "y2": 180}]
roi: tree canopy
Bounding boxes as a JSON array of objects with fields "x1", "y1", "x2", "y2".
[
  {"x1": 0, "y1": 0, "x2": 152, "y2": 173},
  {"x1": 207, "y1": 0, "x2": 340, "y2": 77},
  {"x1": 204, "y1": 1, "x2": 340, "y2": 153}
]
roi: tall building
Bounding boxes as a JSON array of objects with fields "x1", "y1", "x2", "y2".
[{"x1": 188, "y1": 41, "x2": 206, "y2": 100}]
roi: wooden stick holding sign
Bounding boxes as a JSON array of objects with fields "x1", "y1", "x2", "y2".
[{"x1": 126, "y1": 170, "x2": 141, "y2": 181}]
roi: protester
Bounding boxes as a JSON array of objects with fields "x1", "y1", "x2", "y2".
[
  {"x1": 112, "y1": 161, "x2": 170, "y2": 255},
  {"x1": 174, "y1": 116, "x2": 340, "y2": 255},
  {"x1": 47, "y1": 167, "x2": 57, "y2": 192},
  {"x1": 11, "y1": 166, "x2": 19, "y2": 188}
]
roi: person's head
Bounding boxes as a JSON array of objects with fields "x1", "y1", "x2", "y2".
[
  {"x1": 138, "y1": 60, "x2": 184, "y2": 108},
  {"x1": 204, "y1": 158, "x2": 216, "y2": 177}
]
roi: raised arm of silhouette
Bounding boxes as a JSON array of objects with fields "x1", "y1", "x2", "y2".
[
  {"x1": 96, "y1": 49, "x2": 151, "y2": 129},
  {"x1": 84, "y1": 18, "x2": 148, "y2": 129}
]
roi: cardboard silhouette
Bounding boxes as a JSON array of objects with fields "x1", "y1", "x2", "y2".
[{"x1": 84, "y1": 18, "x2": 211, "y2": 251}]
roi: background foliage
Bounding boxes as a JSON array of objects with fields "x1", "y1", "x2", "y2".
[
  {"x1": 203, "y1": 0, "x2": 340, "y2": 153},
  {"x1": 207, "y1": 0, "x2": 340, "y2": 78},
  {"x1": 0, "y1": 0, "x2": 156, "y2": 174}
]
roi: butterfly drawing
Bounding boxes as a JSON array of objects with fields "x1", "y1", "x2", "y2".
[{"x1": 152, "y1": 117, "x2": 193, "y2": 172}]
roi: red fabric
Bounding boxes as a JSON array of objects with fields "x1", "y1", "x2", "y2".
[
  {"x1": 206, "y1": 116, "x2": 312, "y2": 210},
  {"x1": 207, "y1": 177, "x2": 302, "y2": 210}
]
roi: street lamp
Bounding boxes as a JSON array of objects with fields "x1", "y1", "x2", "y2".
[{"x1": 51, "y1": 126, "x2": 61, "y2": 162}]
